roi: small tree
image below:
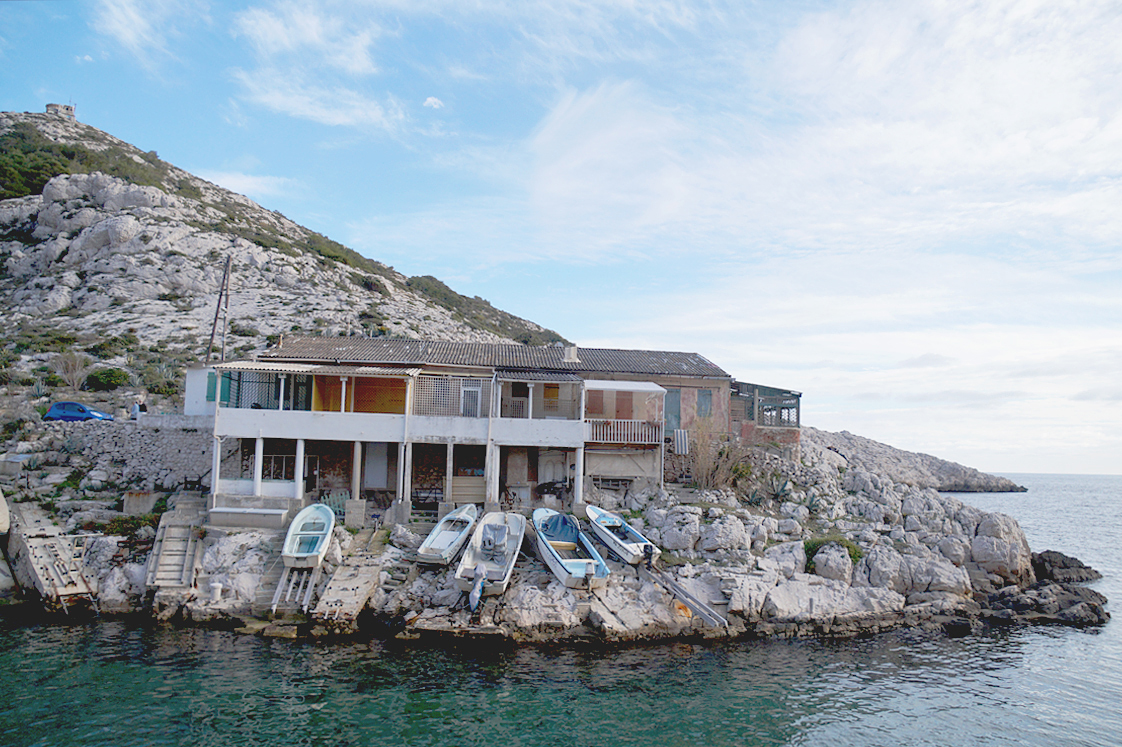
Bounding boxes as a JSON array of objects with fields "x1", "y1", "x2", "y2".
[
  {"x1": 688, "y1": 417, "x2": 752, "y2": 491},
  {"x1": 54, "y1": 351, "x2": 92, "y2": 391}
]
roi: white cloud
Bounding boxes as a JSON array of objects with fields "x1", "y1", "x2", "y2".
[
  {"x1": 196, "y1": 170, "x2": 298, "y2": 200},
  {"x1": 423, "y1": 96, "x2": 444, "y2": 109},
  {"x1": 91, "y1": 0, "x2": 203, "y2": 68},
  {"x1": 75, "y1": 54, "x2": 94, "y2": 64},
  {"x1": 231, "y1": 68, "x2": 404, "y2": 129},
  {"x1": 232, "y1": 1, "x2": 381, "y2": 76}
]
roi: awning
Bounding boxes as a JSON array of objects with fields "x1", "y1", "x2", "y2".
[
  {"x1": 496, "y1": 369, "x2": 584, "y2": 383},
  {"x1": 583, "y1": 379, "x2": 666, "y2": 393}
]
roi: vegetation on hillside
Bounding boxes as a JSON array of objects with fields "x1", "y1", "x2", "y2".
[
  {"x1": 0, "y1": 121, "x2": 169, "y2": 199},
  {"x1": 406, "y1": 275, "x2": 568, "y2": 346},
  {"x1": 0, "y1": 114, "x2": 569, "y2": 350}
]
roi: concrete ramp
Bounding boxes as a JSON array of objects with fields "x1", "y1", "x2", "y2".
[
  {"x1": 8, "y1": 503, "x2": 97, "y2": 612},
  {"x1": 312, "y1": 529, "x2": 386, "y2": 629}
]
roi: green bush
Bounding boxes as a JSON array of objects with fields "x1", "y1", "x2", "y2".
[
  {"x1": 85, "y1": 367, "x2": 130, "y2": 391},
  {"x1": 804, "y1": 537, "x2": 863, "y2": 573}
]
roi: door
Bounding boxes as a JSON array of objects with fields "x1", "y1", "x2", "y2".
[
  {"x1": 461, "y1": 380, "x2": 483, "y2": 417},
  {"x1": 665, "y1": 388, "x2": 681, "y2": 431}
]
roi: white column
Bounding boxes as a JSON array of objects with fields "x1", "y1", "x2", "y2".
[
  {"x1": 277, "y1": 375, "x2": 285, "y2": 410},
  {"x1": 484, "y1": 442, "x2": 500, "y2": 513},
  {"x1": 528, "y1": 383, "x2": 534, "y2": 420},
  {"x1": 340, "y1": 377, "x2": 348, "y2": 412},
  {"x1": 443, "y1": 442, "x2": 455, "y2": 516},
  {"x1": 253, "y1": 436, "x2": 264, "y2": 497},
  {"x1": 402, "y1": 442, "x2": 413, "y2": 522},
  {"x1": 352, "y1": 441, "x2": 362, "y2": 500},
  {"x1": 294, "y1": 438, "x2": 305, "y2": 504},
  {"x1": 210, "y1": 436, "x2": 222, "y2": 510},
  {"x1": 573, "y1": 446, "x2": 586, "y2": 517}
]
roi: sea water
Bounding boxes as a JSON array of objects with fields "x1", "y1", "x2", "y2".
[{"x1": 1, "y1": 473, "x2": 1118, "y2": 747}]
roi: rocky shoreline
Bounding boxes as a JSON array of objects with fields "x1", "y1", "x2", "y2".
[
  {"x1": 6, "y1": 427, "x2": 1102, "y2": 646},
  {"x1": 0, "y1": 426, "x2": 1108, "y2": 644}
]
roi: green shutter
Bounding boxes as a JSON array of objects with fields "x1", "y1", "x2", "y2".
[{"x1": 206, "y1": 371, "x2": 216, "y2": 402}]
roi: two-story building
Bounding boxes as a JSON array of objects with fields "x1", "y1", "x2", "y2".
[{"x1": 183, "y1": 337, "x2": 797, "y2": 527}]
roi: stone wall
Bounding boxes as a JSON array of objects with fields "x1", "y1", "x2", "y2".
[{"x1": 46, "y1": 420, "x2": 215, "y2": 491}]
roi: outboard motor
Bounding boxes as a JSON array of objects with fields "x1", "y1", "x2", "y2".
[{"x1": 469, "y1": 562, "x2": 488, "y2": 612}]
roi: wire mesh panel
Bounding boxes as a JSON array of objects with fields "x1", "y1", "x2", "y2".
[
  {"x1": 220, "y1": 371, "x2": 279, "y2": 409},
  {"x1": 414, "y1": 376, "x2": 491, "y2": 417}
]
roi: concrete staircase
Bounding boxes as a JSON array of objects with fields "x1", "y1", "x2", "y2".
[{"x1": 145, "y1": 492, "x2": 208, "y2": 591}]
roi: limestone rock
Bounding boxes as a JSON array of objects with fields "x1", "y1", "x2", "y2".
[
  {"x1": 970, "y1": 513, "x2": 1034, "y2": 587},
  {"x1": 698, "y1": 515, "x2": 749, "y2": 552},
  {"x1": 812, "y1": 542, "x2": 853, "y2": 584},
  {"x1": 765, "y1": 541, "x2": 806, "y2": 579}
]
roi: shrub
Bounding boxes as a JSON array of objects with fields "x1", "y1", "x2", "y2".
[
  {"x1": 804, "y1": 537, "x2": 863, "y2": 573},
  {"x1": 54, "y1": 350, "x2": 92, "y2": 389},
  {"x1": 85, "y1": 367, "x2": 130, "y2": 391}
]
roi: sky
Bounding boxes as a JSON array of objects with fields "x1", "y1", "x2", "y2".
[{"x1": 2, "y1": 0, "x2": 1120, "y2": 475}]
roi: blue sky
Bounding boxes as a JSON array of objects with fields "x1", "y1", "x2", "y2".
[{"x1": 2, "y1": 0, "x2": 1120, "y2": 475}]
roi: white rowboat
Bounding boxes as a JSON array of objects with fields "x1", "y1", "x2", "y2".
[
  {"x1": 532, "y1": 508, "x2": 609, "y2": 590},
  {"x1": 416, "y1": 504, "x2": 478, "y2": 565},
  {"x1": 282, "y1": 503, "x2": 335, "y2": 568},
  {"x1": 586, "y1": 505, "x2": 661, "y2": 565}
]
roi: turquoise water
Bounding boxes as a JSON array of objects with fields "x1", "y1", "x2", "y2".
[{"x1": 1, "y1": 473, "x2": 1118, "y2": 747}]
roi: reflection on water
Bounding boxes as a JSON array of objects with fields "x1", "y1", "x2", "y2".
[{"x1": 1, "y1": 474, "x2": 1118, "y2": 747}]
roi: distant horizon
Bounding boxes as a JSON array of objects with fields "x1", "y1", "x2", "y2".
[{"x1": 2, "y1": 0, "x2": 1120, "y2": 476}]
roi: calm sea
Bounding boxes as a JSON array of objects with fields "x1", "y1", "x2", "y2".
[{"x1": 1, "y1": 473, "x2": 1118, "y2": 747}]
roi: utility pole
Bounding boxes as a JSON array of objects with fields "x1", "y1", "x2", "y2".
[{"x1": 205, "y1": 255, "x2": 233, "y2": 363}]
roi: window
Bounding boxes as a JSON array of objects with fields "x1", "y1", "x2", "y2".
[{"x1": 697, "y1": 389, "x2": 712, "y2": 418}]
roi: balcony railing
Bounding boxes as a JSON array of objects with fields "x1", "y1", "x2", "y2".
[{"x1": 586, "y1": 419, "x2": 663, "y2": 445}]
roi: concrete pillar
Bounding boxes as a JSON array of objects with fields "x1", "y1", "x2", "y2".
[
  {"x1": 352, "y1": 441, "x2": 362, "y2": 501},
  {"x1": 294, "y1": 438, "x2": 305, "y2": 504},
  {"x1": 528, "y1": 383, "x2": 534, "y2": 420},
  {"x1": 340, "y1": 377, "x2": 347, "y2": 412},
  {"x1": 401, "y1": 442, "x2": 413, "y2": 522},
  {"x1": 277, "y1": 375, "x2": 285, "y2": 411},
  {"x1": 484, "y1": 442, "x2": 500, "y2": 514},
  {"x1": 441, "y1": 442, "x2": 455, "y2": 518},
  {"x1": 210, "y1": 436, "x2": 222, "y2": 510},
  {"x1": 253, "y1": 436, "x2": 264, "y2": 497},
  {"x1": 573, "y1": 446, "x2": 586, "y2": 518}
]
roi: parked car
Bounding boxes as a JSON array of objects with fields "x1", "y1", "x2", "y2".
[{"x1": 43, "y1": 401, "x2": 115, "y2": 422}]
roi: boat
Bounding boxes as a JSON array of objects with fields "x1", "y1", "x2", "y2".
[
  {"x1": 586, "y1": 505, "x2": 661, "y2": 566},
  {"x1": 532, "y1": 508, "x2": 610, "y2": 590},
  {"x1": 281, "y1": 503, "x2": 335, "y2": 568},
  {"x1": 454, "y1": 511, "x2": 526, "y2": 611},
  {"x1": 416, "y1": 504, "x2": 478, "y2": 564}
]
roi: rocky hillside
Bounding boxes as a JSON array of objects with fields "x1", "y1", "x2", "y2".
[
  {"x1": 802, "y1": 427, "x2": 1026, "y2": 492},
  {"x1": 0, "y1": 109, "x2": 565, "y2": 401}
]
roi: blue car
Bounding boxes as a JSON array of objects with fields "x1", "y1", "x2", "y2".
[{"x1": 43, "y1": 401, "x2": 115, "y2": 422}]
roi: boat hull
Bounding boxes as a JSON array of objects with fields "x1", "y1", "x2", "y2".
[
  {"x1": 454, "y1": 511, "x2": 526, "y2": 597},
  {"x1": 586, "y1": 505, "x2": 661, "y2": 565},
  {"x1": 532, "y1": 508, "x2": 610, "y2": 590},
  {"x1": 282, "y1": 503, "x2": 335, "y2": 568},
  {"x1": 416, "y1": 504, "x2": 478, "y2": 565}
]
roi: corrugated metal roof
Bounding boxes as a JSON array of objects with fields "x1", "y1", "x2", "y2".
[
  {"x1": 496, "y1": 369, "x2": 584, "y2": 382},
  {"x1": 215, "y1": 360, "x2": 420, "y2": 378},
  {"x1": 260, "y1": 337, "x2": 730, "y2": 378}
]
